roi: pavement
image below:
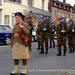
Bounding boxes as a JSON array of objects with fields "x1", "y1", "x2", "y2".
[{"x1": 0, "y1": 40, "x2": 75, "y2": 75}]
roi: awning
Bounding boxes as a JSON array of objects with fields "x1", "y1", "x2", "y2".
[
  {"x1": 32, "y1": 13, "x2": 43, "y2": 18},
  {"x1": 29, "y1": 6, "x2": 52, "y2": 17}
]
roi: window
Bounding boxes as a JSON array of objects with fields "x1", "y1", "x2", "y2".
[
  {"x1": 12, "y1": 14, "x2": 16, "y2": 27},
  {"x1": 4, "y1": 15, "x2": 9, "y2": 25},
  {"x1": 54, "y1": 11, "x2": 56, "y2": 16},
  {"x1": 0, "y1": 26, "x2": 4, "y2": 31},
  {"x1": 63, "y1": 13, "x2": 64, "y2": 17},
  {"x1": 0, "y1": 0, "x2": 2, "y2": 5},
  {"x1": 59, "y1": 4, "x2": 61, "y2": 7},
  {"x1": 68, "y1": 14, "x2": 70, "y2": 18},
  {"x1": 67, "y1": 14, "x2": 68, "y2": 17},
  {"x1": 3, "y1": 27, "x2": 11, "y2": 31},
  {"x1": 42, "y1": 0, "x2": 44, "y2": 9},
  {"x1": 65, "y1": 14, "x2": 66, "y2": 17},
  {"x1": 67, "y1": 7, "x2": 69, "y2": 10},
  {"x1": 28, "y1": 0, "x2": 33, "y2": 6},
  {"x1": 9, "y1": 0, "x2": 21, "y2": 3},
  {"x1": 63, "y1": 5, "x2": 65, "y2": 9},
  {"x1": 54, "y1": 2, "x2": 56, "y2": 6}
]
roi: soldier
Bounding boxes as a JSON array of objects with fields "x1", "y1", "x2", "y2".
[
  {"x1": 68, "y1": 20, "x2": 75, "y2": 53},
  {"x1": 49, "y1": 22, "x2": 55, "y2": 48},
  {"x1": 36, "y1": 21, "x2": 42, "y2": 50},
  {"x1": 57, "y1": 17, "x2": 68, "y2": 56},
  {"x1": 27, "y1": 17, "x2": 34, "y2": 51},
  {"x1": 39, "y1": 15, "x2": 49, "y2": 54},
  {"x1": 10, "y1": 12, "x2": 32, "y2": 75}
]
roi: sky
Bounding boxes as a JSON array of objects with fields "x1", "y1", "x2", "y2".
[{"x1": 59, "y1": 0, "x2": 75, "y2": 6}]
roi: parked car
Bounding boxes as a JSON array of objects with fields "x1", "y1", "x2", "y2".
[
  {"x1": 0, "y1": 25, "x2": 12, "y2": 45},
  {"x1": 32, "y1": 27, "x2": 37, "y2": 42}
]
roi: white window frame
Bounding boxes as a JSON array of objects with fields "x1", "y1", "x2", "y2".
[
  {"x1": 59, "y1": 4, "x2": 61, "y2": 7},
  {"x1": 67, "y1": 7, "x2": 69, "y2": 10},
  {"x1": 12, "y1": 14, "x2": 16, "y2": 27},
  {"x1": 54, "y1": 2, "x2": 56, "y2": 6},
  {"x1": 63, "y1": 5, "x2": 65, "y2": 9}
]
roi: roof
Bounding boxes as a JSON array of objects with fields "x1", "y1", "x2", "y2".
[{"x1": 52, "y1": 0, "x2": 72, "y2": 7}]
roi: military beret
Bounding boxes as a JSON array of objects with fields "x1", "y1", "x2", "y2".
[
  {"x1": 39, "y1": 21, "x2": 42, "y2": 23},
  {"x1": 51, "y1": 22, "x2": 54, "y2": 24},
  {"x1": 59, "y1": 17, "x2": 64, "y2": 20},
  {"x1": 70, "y1": 20, "x2": 73, "y2": 22},
  {"x1": 42, "y1": 15, "x2": 47, "y2": 18}
]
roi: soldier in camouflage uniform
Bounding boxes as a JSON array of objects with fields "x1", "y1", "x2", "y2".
[
  {"x1": 36, "y1": 21, "x2": 42, "y2": 50},
  {"x1": 67, "y1": 20, "x2": 75, "y2": 53},
  {"x1": 38, "y1": 15, "x2": 49, "y2": 54},
  {"x1": 57, "y1": 17, "x2": 68, "y2": 56},
  {"x1": 49, "y1": 22, "x2": 55, "y2": 48},
  {"x1": 28, "y1": 17, "x2": 34, "y2": 51}
]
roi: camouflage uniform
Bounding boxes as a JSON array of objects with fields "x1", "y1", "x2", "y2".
[
  {"x1": 36, "y1": 24, "x2": 41, "y2": 50},
  {"x1": 28, "y1": 21, "x2": 34, "y2": 51},
  {"x1": 57, "y1": 22, "x2": 68, "y2": 56},
  {"x1": 49, "y1": 24, "x2": 55, "y2": 48},
  {"x1": 39, "y1": 20, "x2": 49, "y2": 54}
]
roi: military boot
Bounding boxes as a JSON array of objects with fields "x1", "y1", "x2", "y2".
[
  {"x1": 20, "y1": 65, "x2": 27, "y2": 75},
  {"x1": 49, "y1": 44, "x2": 52, "y2": 48},
  {"x1": 45, "y1": 50, "x2": 48, "y2": 54},
  {"x1": 10, "y1": 65, "x2": 19, "y2": 75},
  {"x1": 53, "y1": 43, "x2": 55, "y2": 48},
  {"x1": 63, "y1": 51, "x2": 66, "y2": 56},
  {"x1": 57, "y1": 51, "x2": 62, "y2": 56},
  {"x1": 72, "y1": 47, "x2": 74, "y2": 53},
  {"x1": 39, "y1": 49, "x2": 44, "y2": 54},
  {"x1": 69, "y1": 48, "x2": 72, "y2": 53}
]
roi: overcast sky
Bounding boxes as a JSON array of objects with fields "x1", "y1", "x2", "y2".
[{"x1": 59, "y1": 0, "x2": 75, "y2": 6}]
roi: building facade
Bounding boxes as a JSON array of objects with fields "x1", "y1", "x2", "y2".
[
  {"x1": 48, "y1": 0, "x2": 73, "y2": 23},
  {"x1": 0, "y1": 0, "x2": 51, "y2": 27}
]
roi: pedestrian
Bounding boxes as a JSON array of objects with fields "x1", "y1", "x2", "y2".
[
  {"x1": 57, "y1": 17, "x2": 68, "y2": 56},
  {"x1": 36, "y1": 21, "x2": 42, "y2": 50},
  {"x1": 49, "y1": 22, "x2": 55, "y2": 48},
  {"x1": 68, "y1": 20, "x2": 75, "y2": 53},
  {"x1": 27, "y1": 17, "x2": 34, "y2": 51},
  {"x1": 10, "y1": 12, "x2": 32, "y2": 75},
  {"x1": 39, "y1": 15, "x2": 49, "y2": 54}
]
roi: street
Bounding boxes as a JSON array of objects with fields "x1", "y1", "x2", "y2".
[{"x1": 0, "y1": 40, "x2": 75, "y2": 75}]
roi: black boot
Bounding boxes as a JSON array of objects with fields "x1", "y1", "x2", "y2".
[
  {"x1": 39, "y1": 49, "x2": 44, "y2": 54},
  {"x1": 63, "y1": 51, "x2": 66, "y2": 56},
  {"x1": 72, "y1": 47, "x2": 74, "y2": 53},
  {"x1": 53, "y1": 43, "x2": 55, "y2": 48},
  {"x1": 20, "y1": 73, "x2": 26, "y2": 75},
  {"x1": 57, "y1": 51, "x2": 61, "y2": 56},
  {"x1": 37, "y1": 47, "x2": 40, "y2": 50},
  {"x1": 49, "y1": 44, "x2": 52, "y2": 48},
  {"x1": 10, "y1": 73, "x2": 19, "y2": 75},
  {"x1": 45, "y1": 50, "x2": 48, "y2": 54},
  {"x1": 69, "y1": 48, "x2": 72, "y2": 53}
]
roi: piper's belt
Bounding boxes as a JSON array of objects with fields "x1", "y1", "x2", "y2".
[{"x1": 14, "y1": 33, "x2": 19, "y2": 36}]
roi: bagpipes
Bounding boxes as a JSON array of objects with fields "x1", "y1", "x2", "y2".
[
  {"x1": 17, "y1": 11, "x2": 33, "y2": 46},
  {"x1": 24, "y1": 11, "x2": 34, "y2": 30}
]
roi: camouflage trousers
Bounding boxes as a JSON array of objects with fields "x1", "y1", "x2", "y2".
[
  {"x1": 40, "y1": 33, "x2": 48, "y2": 51},
  {"x1": 58, "y1": 34, "x2": 67, "y2": 51},
  {"x1": 37, "y1": 37, "x2": 41, "y2": 48},
  {"x1": 49, "y1": 35, "x2": 55, "y2": 46},
  {"x1": 73, "y1": 34, "x2": 75, "y2": 47},
  {"x1": 68, "y1": 35, "x2": 73, "y2": 48}
]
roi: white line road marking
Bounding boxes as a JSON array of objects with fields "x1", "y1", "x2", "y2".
[{"x1": 0, "y1": 45, "x2": 10, "y2": 48}]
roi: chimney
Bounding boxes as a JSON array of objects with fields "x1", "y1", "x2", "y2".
[{"x1": 63, "y1": 0, "x2": 66, "y2": 3}]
